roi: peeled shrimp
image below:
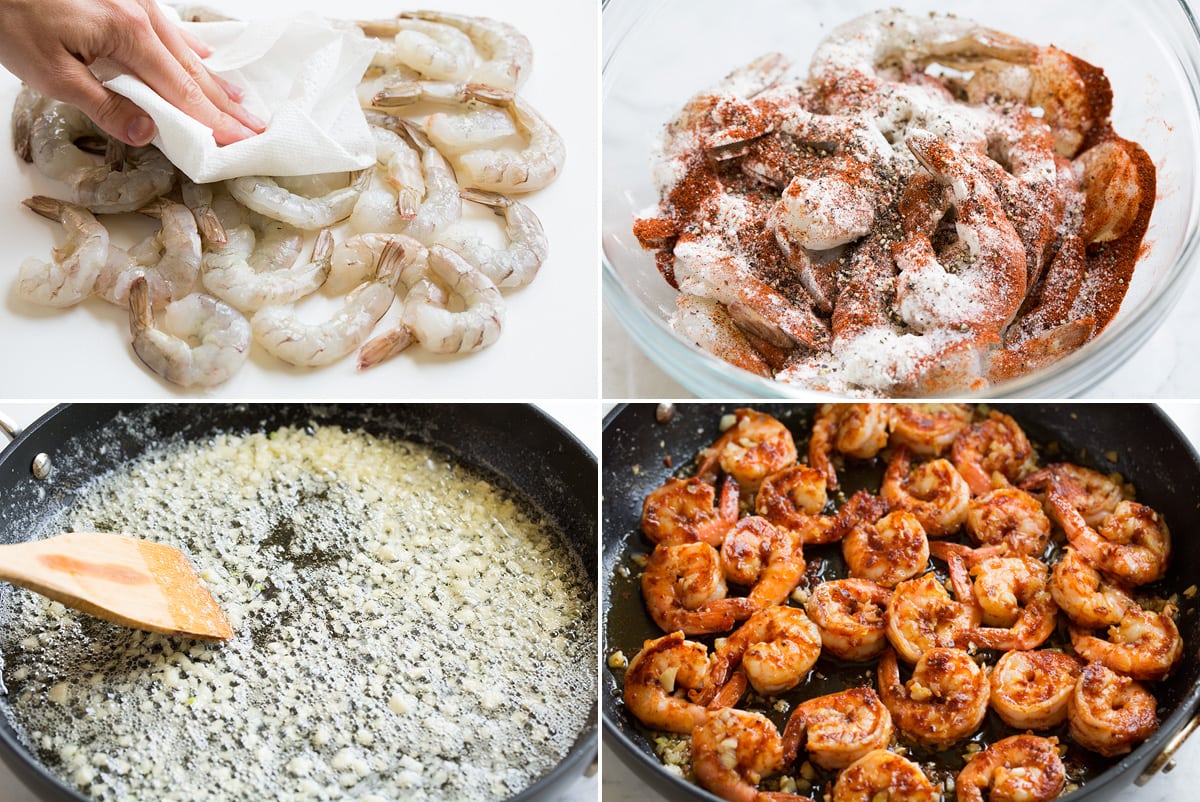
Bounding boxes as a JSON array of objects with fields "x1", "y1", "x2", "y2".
[
  {"x1": 720, "y1": 517, "x2": 805, "y2": 611},
  {"x1": 1069, "y1": 605, "x2": 1183, "y2": 682},
  {"x1": 622, "y1": 632, "x2": 712, "y2": 734},
  {"x1": 328, "y1": 232, "x2": 428, "y2": 295},
  {"x1": 805, "y1": 578, "x2": 891, "y2": 661},
  {"x1": 881, "y1": 446, "x2": 970, "y2": 537},
  {"x1": 226, "y1": 171, "x2": 368, "y2": 230},
  {"x1": 965, "y1": 487, "x2": 1051, "y2": 556},
  {"x1": 95, "y1": 199, "x2": 201, "y2": 306},
  {"x1": 128, "y1": 277, "x2": 251, "y2": 388},
  {"x1": 392, "y1": 121, "x2": 463, "y2": 245},
  {"x1": 808, "y1": 403, "x2": 889, "y2": 490},
  {"x1": 1021, "y1": 463, "x2": 1124, "y2": 527},
  {"x1": 831, "y1": 749, "x2": 939, "y2": 802},
  {"x1": 401, "y1": 10, "x2": 533, "y2": 90},
  {"x1": 700, "y1": 408, "x2": 798, "y2": 493},
  {"x1": 438, "y1": 188, "x2": 547, "y2": 288},
  {"x1": 955, "y1": 734, "x2": 1065, "y2": 802},
  {"x1": 202, "y1": 229, "x2": 333, "y2": 313},
  {"x1": 12, "y1": 84, "x2": 45, "y2": 163},
  {"x1": 706, "y1": 605, "x2": 821, "y2": 697},
  {"x1": 842, "y1": 511, "x2": 930, "y2": 589},
  {"x1": 642, "y1": 542, "x2": 753, "y2": 636},
  {"x1": 754, "y1": 465, "x2": 827, "y2": 538},
  {"x1": 951, "y1": 411, "x2": 1035, "y2": 496},
  {"x1": 780, "y1": 689, "x2": 893, "y2": 771},
  {"x1": 884, "y1": 573, "x2": 980, "y2": 664},
  {"x1": 401, "y1": 244, "x2": 505, "y2": 354},
  {"x1": 692, "y1": 708, "x2": 814, "y2": 802},
  {"x1": 1068, "y1": 662, "x2": 1158, "y2": 757},
  {"x1": 425, "y1": 105, "x2": 519, "y2": 154},
  {"x1": 878, "y1": 647, "x2": 989, "y2": 750},
  {"x1": 888, "y1": 404, "x2": 972, "y2": 457},
  {"x1": 180, "y1": 177, "x2": 227, "y2": 245},
  {"x1": 352, "y1": 112, "x2": 427, "y2": 228},
  {"x1": 359, "y1": 17, "x2": 475, "y2": 82},
  {"x1": 17, "y1": 195, "x2": 108, "y2": 308},
  {"x1": 642, "y1": 476, "x2": 739, "y2": 548},
  {"x1": 989, "y1": 650, "x2": 1083, "y2": 730},
  {"x1": 1049, "y1": 547, "x2": 1134, "y2": 629},
  {"x1": 1047, "y1": 491, "x2": 1170, "y2": 586}
]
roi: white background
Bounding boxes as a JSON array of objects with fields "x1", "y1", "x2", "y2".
[{"x1": 0, "y1": 0, "x2": 599, "y2": 399}]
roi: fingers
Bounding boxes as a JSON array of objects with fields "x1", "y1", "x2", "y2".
[{"x1": 51, "y1": 58, "x2": 157, "y2": 146}]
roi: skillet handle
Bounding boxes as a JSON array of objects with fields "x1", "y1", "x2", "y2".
[
  {"x1": 1135, "y1": 711, "x2": 1200, "y2": 785},
  {"x1": 0, "y1": 410, "x2": 19, "y2": 446}
]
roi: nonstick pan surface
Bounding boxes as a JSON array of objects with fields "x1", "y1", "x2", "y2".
[
  {"x1": 602, "y1": 403, "x2": 1200, "y2": 802},
  {"x1": 0, "y1": 403, "x2": 597, "y2": 802}
]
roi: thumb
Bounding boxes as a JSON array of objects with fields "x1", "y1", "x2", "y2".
[{"x1": 53, "y1": 59, "x2": 157, "y2": 146}]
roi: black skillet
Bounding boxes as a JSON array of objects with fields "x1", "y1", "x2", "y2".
[
  {"x1": 0, "y1": 403, "x2": 597, "y2": 802},
  {"x1": 602, "y1": 403, "x2": 1200, "y2": 802}
]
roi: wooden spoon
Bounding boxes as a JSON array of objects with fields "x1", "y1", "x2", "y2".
[{"x1": 0, "y1": 532, "x2": 233, "y2": 641}]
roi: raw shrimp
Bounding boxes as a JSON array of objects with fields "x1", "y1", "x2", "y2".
[
  {"x1": 438, "y1": 188, "x2": 547, "y2": 288},
  {"x1": 692, "y1": 708, "x2": 814, "y2": 802},
  {"x1": 134, "y1": 199, "x2": 202, "y2": 299},
  {"x1": 401, "y1": 244, "x2": 505, "y2": 354},
  {"x1": 842, "y1": 511, "x2": 930, "y2": 589},
  {"x1": 1076, "y1": 138, "x2": 1149, "y2": 244},
  {"x1": 1046, "y1": 492, "x2": 1170, "y2": 586},
  {"x1": 1068, "y1": 662, "x2": 1158, "y2": 757},
  {"x1": 955, "y1": 734, "x2": 1065, "y2": 802},
  {"x1": 17, "y1": 195, "x2": 108, "y2": 308},
  {"x1": 93, "y1": 244, "x2": 171, "y2": 308},
  {"x1": 706, "y1": 605, "x2": 822, "y2": 697},
  {"x1": 671, "y1": 296, "x2": 775, "y2": 379},
  {"x1": 250, "y1": 241, "x2": 400, "y2": 367},
  {"x1": 359, "y1": 17, "x2": 475, "y2": 82},
  {"x1": 808, "y1": 403, "x2": 890, "y2": 490},
  {"x1": 622, "y1": 631, "x2": 712, "y2": 734},
  {"x1": 424, "y1": 105, "x2": 519, "y2": 155},
  {"x1": 720, "y1": 517, "x2": 806, "y2": 611},
  {"x1": 831, "y1": 749, "x2": 939, "y2": 802},
  {"x1": 128, "y1": 277, "x2": 251, "y2": 388},
  {"x1": 884, "y1": 573, "x2": 980, "y2": 664},
  {"x1": 226, "y1": 170, "x2": 368, "y2": 230},
  {"x1": 1069, "y1": 605, "x2": 1182, "y2": 682},
  {"x1": 989, "y1": 650, "x2": 1083, "y2": 730},
  {"x1": 877, "y1": 647, "x2": 989, "y2": 750},
  {"x1": 888, "y1": 404, "x2": 972, "y2": 457},
  {"x1": 328, "y1": 232, "x2": 428, "y2": 295},
  {"x1": 1020, "y1": 463, "x2": 1124, "y2": 527},
  {"x1": 780, "y1": 688, "x2": 893, "y2": 771},
  {"x1": 767, "y1": 152, "x2": 880, "y2": 252},
  {"x1": 699, "y1": 408, "x2": 798, "y2": 492},
  {"x1": 1049, "y1": 547, "x2": 1134, "y2": 629},
  {"x1": 881, "y1": 446, "x2": 970, "y2": 537},
  {"x1": 389, "y1": 121, "x2": 463, "y2": 244},
  {"x1": 805, "y1": 578, "x2": 891, "y2": 661},
  {"x1": 180, "y1": 177, "x2": 227, "y2": 245},
  {"x1": 354, "y1": 112, "x2": 427, "y2": 226},
  {"x1": 642, "y1": 542, "x2": 754, "y2": 636},
  {"x1": 401, "y1": 10, "x2": 533, "y2": 90},
  {"x1": 951, "y1": 411, "x2": 1035, "y2": 496},
  {"x1": 642, "y1": 476, "x2": 739, "y2": 548},
  {"x1": 964, "y1": 487, "x2": 1051, "y2": 556},
  {"x1": 11, "y1": 84, "x2": 45, "y2": 163},
  {"x1": 203, "y1": 229, "x2": 334, "y2": 312}
]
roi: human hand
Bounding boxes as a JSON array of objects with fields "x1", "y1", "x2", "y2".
[{"x1": 0, "y1": 0, "x2": 265, "y2": 146}]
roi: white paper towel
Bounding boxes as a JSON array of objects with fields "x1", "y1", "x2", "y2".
[{"x1": 103, "y1": 14, "x2": 378, "y2": 183}]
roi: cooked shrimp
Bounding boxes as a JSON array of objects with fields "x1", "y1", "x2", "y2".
[
  {"x1": 401, "y1": 244, "x2": 505, "y2": 354},
  {"x1": 843, "y1": 511, "x2": 930, "y2": 589},
  {"x1": 225, "y1": 170, "x2": 368, "y2": 230},
  {"x1": 955, "y1": 734, "x2": 1065, "y2": 802},
  {"x1": 706, "y1": 605, "x2": 821, "y2": 697},
  {"x1": 881, "y1": 446, "x2": 970, "y2": 537},
  {"x1": 831, "y1": 749, "x2": 939, "y2": 802},
  {"x1": 965, "y1": 487, "x2": 1052, "y2": 556},
  {"x1": 888, "y1": 404, "x2": 972, "y2": 457},
  {"x1": 1068, "y1": 662, "x2": 1158, "y2": 757},
  {"x1": 642, "y1": 542, "x2": 754, "y2": 636},
  {"x1": 1021, "y1": 463, "x2": 1125, "y2": 527},
  {"x1": 808, "y1": 404, "x2": 890, "y2": 490},
  {"x1": 128, "y1": 277, "x2": 251, "y2": 388},
  {"x1": 720, "y1": 517, "x2": 806, "y2": 611},
  {"x1": 401, "y1": 10, "x2": 533, "y2": 90},
  {"x1": 754, "y1": 465, "x2": 827, "y2": 540},
  {"x1": 358, "y1": 17, "x2": 475, "y2": 82},
  {"x1": 622, "y1": 632, "x2": 712, "y2": 734},
  {"x1": 885, "y1": 573, "x2": 980, "y2": 664},
  {"x1": 989, "y1": 650, "x2": 1083, "y2": 730},
  {"x1": 1047, "y1": 491, "x2": 1170, "y2": 586},
  {"x1": 202, "y1": 229, "x2": 333, "y2": 313},
  {"x1": 643, "y1": 476, "x2": 739, "y2": 548},
  {"x1": 700, "y1": 409, "x2": 798, "y2": 493},
  {"x1": 17, "y1": 195, "x2": 108, "y2": 308},
  {"x1": 877, "y1": 647, "x2": 989, "y2": 750},
  {"x1": 1049, "y1": 547, "x2": 1134, "y2": 629},
  {"x1": 437, "y1": 188, "x2": 547, "y2": 289},
  {"x1": 692, "y1": 708, "x2": 814, "y2": 802},
  {"x1": 805, "y1": 578, "x2": 891, "y2": 661},
  {"x1": 951, "y1": 411, "x2": 1035, "y2": 496},
  {"x1": 1069, "y1": 605, "x2": 1182, "y2": 682},
  {"x1": 780, "y1": 688, "x2": 893, "y2": 771}
]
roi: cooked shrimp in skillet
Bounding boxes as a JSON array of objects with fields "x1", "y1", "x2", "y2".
[
  {"x1": 951, "y1": 411, "x2": 1035, "y2": 496},
  {"x1": 843, "y1": 511, "x2": 930, "y2": 589},
  {"x1": 805, "y1": 578, "x2": 891, "y2": 661},
  {"x1": 1049, "y1": 547, "x2": 1134, "y2": 628},
  {"x1": 885, "y1": 573, "x2": 981, "y2": 664},
  {"x1": 955, "y1": 734, "x2": 1065, "y2": 802},
  {"x1": 1069, "y1": 604, "x2": 1182, "y2": 682},
  {"x1": 831, "y1": 749, "x2": 939, "y2": 802},
  {"x1": 622, "y1": 632, "x2": 712, "y2": 733},
  {"x1": 1047, "y1": 491, "x2": 1170, "y2": 586},
  {"x1": 965, "y1": 487, "x2": 1052, "y2": 556},
  {"x1": 881, "y1": 446, "x2": 970, "y2": 537},
  {"x1": 780, "y1": 688, "x2": 893, "y2": 770},
  {"x1": 701, "y1": 409, "x2": 798, "y2": 492},
  {"x1": 1068, "y1": 662, "x2": 1158, "y2": 757},
  {"x1": 692, "y1": 708, "x2": 815, "y2": 802},
  {"x1": 642, "y1": 476, "x2": 739, "y2": 547},
  {"x1": 989, "y1": 650, "x2": 1084, "y2": 730},
  {"x1": 758, "y1": 471, "x2": 887, "y2": 545},
  {"x1": 888, "y1": 404, "x2": 973, "y2": 457},
  {"x1": 721, "y1": 517, "x2": 806, "y2": 611},
  {"x1": 809, "y1": 403, "x2": 890, "y2": 490},
  {"x1": 877, "y1": 647, "x2": 989, "y2": 750},
  {"x1": 1021, "y1": 463, "x2": 1125, "y2": 526},
  {"x1": 707, "y1": 605, "x2": 822, "y2": 697},
  {"x1": 643, "y1": 542, "x2": 754, "y2": 635}
]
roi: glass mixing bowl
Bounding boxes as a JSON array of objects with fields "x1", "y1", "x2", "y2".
[{"x1": 602, "y1": 0, "x2": 1200, "y2": 398}]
